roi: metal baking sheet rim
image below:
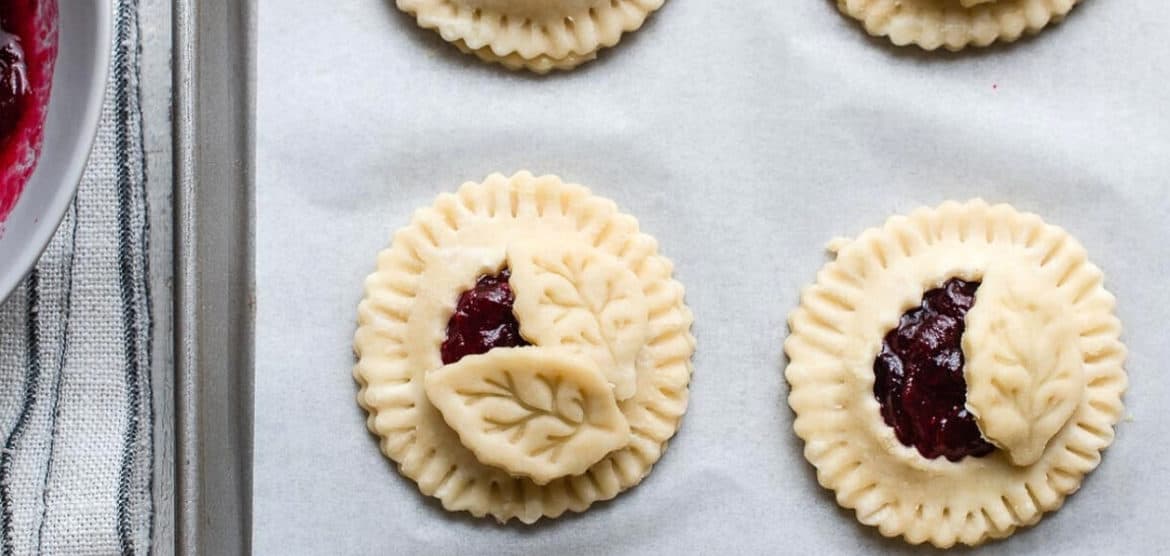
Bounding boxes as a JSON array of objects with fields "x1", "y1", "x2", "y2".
[{"x1": 174, "y1": 1, "x2": 256, "y2": 555}]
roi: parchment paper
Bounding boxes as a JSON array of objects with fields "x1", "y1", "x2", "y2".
[{"x1": 254, "y1": 2, "x2": 1170, "y2": 554}]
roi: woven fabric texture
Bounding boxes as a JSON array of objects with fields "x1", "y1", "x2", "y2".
[{"x1": 0, "y1": 1, "x2": 153, "y2": 553}]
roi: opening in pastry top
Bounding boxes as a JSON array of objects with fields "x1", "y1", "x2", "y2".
[
  {"x1": 441, "y1": 269, "x2": 531, "y2": 365},
  {"x1": 873, "y1": 278, "x2": 996, "y2": 462}
]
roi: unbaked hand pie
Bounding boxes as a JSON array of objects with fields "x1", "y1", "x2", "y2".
[
  {"x1": 394, "y1": 0, "x2": 665, "y2": 73},
  {"x1": 354, "y1": 171, "x2": 694, "y2": 522},
  {"x1": 785, "y1": 200, "x2": 1126, "y2": 547},
  {"x1": 835, "y1": 0, "x2": 1080, "y2": 51}
]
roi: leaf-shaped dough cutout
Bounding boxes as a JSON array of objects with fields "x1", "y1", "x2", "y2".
[
  {"x1": 964, "y1": 277, "x2": 1085, "y2": 466},
  {"x1": 424, "y1": 347, "x2": 631, "y2": 484},
  {"x1": 508, "y1": 240, "x2": 649, "y2": 401}
]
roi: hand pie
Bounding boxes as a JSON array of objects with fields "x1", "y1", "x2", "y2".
[
  {"x1": 354, "y1": 171, "x2": 694, "y2": 522},
  {"x1": 395, "y1": 0, "x2": 666, "y2": 73},
  {"x1": 835, "y1": 0, "x2": 1081, "y2": 51},
  {"x1": 785, "y1": 200, "x2": 1126, "y2": 547}
]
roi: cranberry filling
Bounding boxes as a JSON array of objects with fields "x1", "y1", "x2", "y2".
[
  {"x1": 440, "y1": 269, "x2": 530, "y2": 365},
  {"x1": 873, "y1": 278, "x2": 995, "y2": 462}
]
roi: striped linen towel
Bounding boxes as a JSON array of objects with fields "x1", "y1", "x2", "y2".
[{"x1": 0, "y1": 1, "x2": 153, "y2": 553}]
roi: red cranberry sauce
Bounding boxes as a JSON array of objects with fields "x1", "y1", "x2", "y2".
[
  {"x1": 0, "y1": 24, "x2": 29, "y2": 140},
  {"x1": 440, "y1": 269, "x2": 530, "y2": 365},
  {"x1": 0, "y1": 0, "x2": 56, "y2": 224},
  {"x1": 873, "y1": 278, "x2": 995, "y2": 462}
]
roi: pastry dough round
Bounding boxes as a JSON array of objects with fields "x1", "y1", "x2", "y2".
[
  {"x1": 785, "y1": 200, "x2": 1126, "y2": 547},
  {"x1": 835, "y1": 0, "x2": 1080, "y2": 51},
  {"x1": 396, "y1": 0, "x2": 665, "y2": 73},
  {"x1": 354, "y1": 171, "x2": 694, "y2": 523}
]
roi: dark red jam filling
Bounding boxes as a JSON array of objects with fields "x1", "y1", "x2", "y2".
[
  {"x1": 440, "y1": 269, "x2": 530, "y2": 365},
  {"x1": 873, "y1": 278, "x2": 996, "y2": 462}
]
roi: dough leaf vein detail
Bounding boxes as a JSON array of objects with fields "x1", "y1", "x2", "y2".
[
  {"x1": 510, "y1": 241, "x2": 648, "y2": 400},
  {"x1": 425, "y1": 347, "x2": 631, "y2": 484},
  {"x1": 966, "y1": 281, "x2": 1085, "y2": 467}
]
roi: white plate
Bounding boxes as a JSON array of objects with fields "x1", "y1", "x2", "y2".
[{"x1": 0, "y1": 0, "x2": 111, "y2": 301}]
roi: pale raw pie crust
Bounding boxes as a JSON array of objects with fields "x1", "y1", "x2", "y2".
[
  {"x1": 785, "y1": 200, "x2": 1126, "y2": 547},
  {"x1": 395, "y1": 0, "x2": 665, "y2": 73},
  {"x1": 836, "y1": 0, "x2": 1080, "y2": 51},
  {"x1": 354, "y1": 171, "x2": 694, "y2": 523}
]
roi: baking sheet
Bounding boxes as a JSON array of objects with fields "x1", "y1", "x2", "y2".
[
  {"x1": 254, "y1": 2, "x2": 1170, "y2": 554},
  {"x1": 175, "y1": 2, "x2": 254, "y2": 554}
]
